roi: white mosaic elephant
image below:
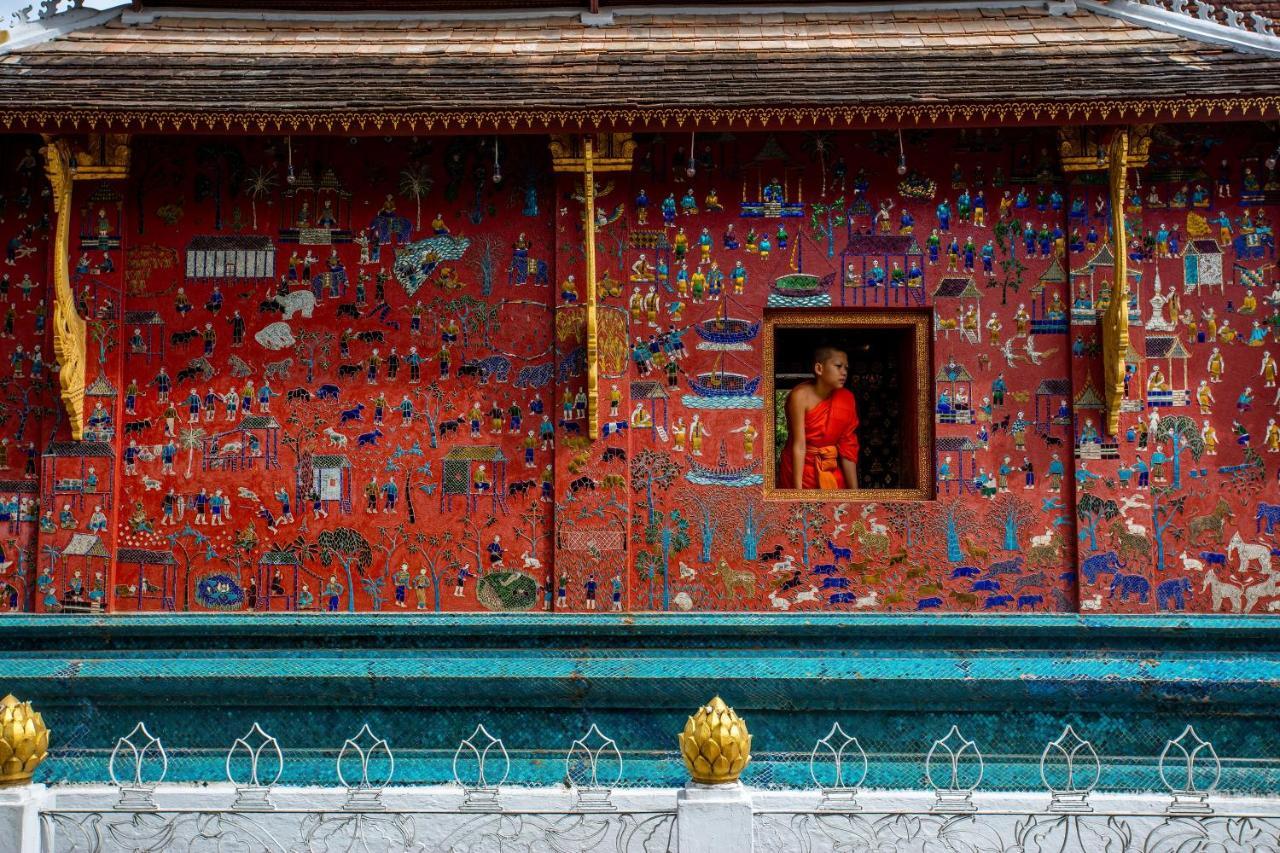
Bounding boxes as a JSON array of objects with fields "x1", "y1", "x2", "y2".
[{"x1": 272, "y1": 289, "x2": 316, "y2": 320}]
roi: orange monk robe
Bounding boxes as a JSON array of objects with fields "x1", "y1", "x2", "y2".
[{"x1": 779, "y1": 387, "x2": 860, "y2": 489}]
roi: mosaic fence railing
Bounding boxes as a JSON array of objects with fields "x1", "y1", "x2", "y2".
[{"x1": 31, "y1": 719, "x2": 1280, "y2": 852}]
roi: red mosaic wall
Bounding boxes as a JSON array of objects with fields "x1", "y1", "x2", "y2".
[
  {"x1": 1069, "y1": 126, "x2": 1280, "y2": 613},
  {"x1": 0, "y1": 125, "x2": 1275, "y2": 614}
]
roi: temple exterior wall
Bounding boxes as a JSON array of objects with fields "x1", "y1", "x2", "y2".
[{"x1": 0, "y1": 125, "x2": 1276, "y2": 615}]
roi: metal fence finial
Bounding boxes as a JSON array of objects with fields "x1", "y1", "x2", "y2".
[
  {"x1": 226, "y1": 722, "x2": 284, "y2": 811},
  {"x1": 1160, "y1": 725, "x2": 1220, "y2": 815},
  {"x1": 925, "y1": 725, "x2": 983, "y2": 813},
  {"x1": 1040, "y1": 725, "x2": 1100, "y2": 813},
  {"x1": 336, "y1": 723, "x2": 394, "y2": 812},
  {"x1": 809, "y1": 722, "x2": 868, "y2": 812},
  {"x1": 108, "y1": 721, "x2": 167, "y2": 811},
  {"x1": 566, "y1": 723, "x2": 623, "y2": 812},
  {"x1": 454, "y1": 723, "x2": 509, "y2": 812}
]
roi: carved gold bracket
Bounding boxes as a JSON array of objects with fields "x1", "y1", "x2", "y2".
[
  {"x1": 550, "y1": 133, "x2": 635, "y2": 440},
  {"x1": 1060, "y1": 125, "x2": 1151, "y2": 436},
  {"x1": 40, "y1": 133, "x2": 130, "y2": 441}
]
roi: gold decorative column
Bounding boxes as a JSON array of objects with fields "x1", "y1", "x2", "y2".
[
  {"x1": 1101, "y1": 131, "x2": 1131, "y2": 439},
  {"x1": 0, "y1": 694, "x2": 49, "y2": 786},
  {"x1": 679, "y1": 696, "x2": 752, "y2": 784},
  {"x1": 550, "y1": 133, "x2": 635, "y2": 440},
  {"x1": 1059, "y1": 125, "x2": 1151, "y2": 436},
  {"x1": 40, "y1": 134, "x2": 131, "y2": 440}
]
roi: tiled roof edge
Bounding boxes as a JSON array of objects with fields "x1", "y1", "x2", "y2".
[
  {"x1": 1079, "y1": 0, "x2": 1280, "y2": 57},
  {"x1": 0, "y1": 4, "x2": 125, "y2": 54},
  {"x1": 0, "y1": 0, "x2": 1128, "y2": 33}
]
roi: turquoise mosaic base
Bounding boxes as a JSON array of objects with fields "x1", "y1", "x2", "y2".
[{"x1": 3, "y1": 614, "x2": 1279, "y2": 792}]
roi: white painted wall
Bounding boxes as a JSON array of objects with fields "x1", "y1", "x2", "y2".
[{"x1": 10, "y1": 782, "x2": 1280, "y2": 851}]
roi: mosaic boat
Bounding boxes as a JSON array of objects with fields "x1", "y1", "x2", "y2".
[
  {"x1": 687, "y1": 370, "x2": 761, "y2": 398},
  {"x1": 770, "y1": 273, "x2": 825, "y2": 299}
]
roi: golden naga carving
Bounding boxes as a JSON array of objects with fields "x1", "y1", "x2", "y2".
[
  {"x1": 1059, "y1": 125, "x2": 1150, "y2": 436},
  {"x1": 39, "y1": 134, "x2": 130, "y2": 441},
  {"x1": 549, "y1": 133, "x2": 635, "y2": 440},
  {"x1": 0, "y1": 693, "x2": 50, "y2": 787},
  {"x1": 679, "y1": 696, "x2": 752, "y2": 785}
]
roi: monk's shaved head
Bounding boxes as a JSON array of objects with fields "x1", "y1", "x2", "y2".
[{"x1": 813, "y1": 346, "x2": 846, "y2": 368}]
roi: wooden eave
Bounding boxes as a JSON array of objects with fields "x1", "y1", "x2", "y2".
[{"x1": 2, "y1": 5, "x2": 1280, "y2": 133}]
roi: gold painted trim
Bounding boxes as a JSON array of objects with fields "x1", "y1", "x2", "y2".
[
  {"x1": 550, "y1": 133, "x2": 635, "y2": 440},
  {"x1": 2, "y1": 97, "x2": 1278, "y2": 134},
  {"x1": 761, "y1": 310, "x2": 933, "y2": 503},
  {"x1": 39, "y1": 133, "x2": 130, "y2": 441},
  {"x1": 583, "y1": 137, "x2": 600, "y2": 440},
  {"x1": 1102, "y1": 130, "x2": 1131, "y2": 438}
]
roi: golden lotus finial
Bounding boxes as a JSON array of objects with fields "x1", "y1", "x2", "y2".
[
  {"x1": 679, "y1": 696, "x2": 751, "y2": 785},
  {"x1": 0, "y1": 694, "x2": 50, "y2": 787}
]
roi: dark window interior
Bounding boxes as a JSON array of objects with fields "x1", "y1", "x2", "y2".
[{"x1": 774, "y1": 325, "x2": 921, "y2": 490}]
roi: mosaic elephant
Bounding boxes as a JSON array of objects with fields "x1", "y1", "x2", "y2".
[
  {"x1": 370, "y1": 211, "x2": 413, "y2": 245},
  {"x1": 514, "y1": 362, "x2": 554, "y2": 390}
]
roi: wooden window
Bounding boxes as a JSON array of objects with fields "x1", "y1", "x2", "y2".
[{"x1": 763, "y1": 311, "x2": 933, "y2": 501}]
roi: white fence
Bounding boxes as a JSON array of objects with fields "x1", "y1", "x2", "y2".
[{"x1": 6, "y1": 719, "x2": 1280, "y2": 851}]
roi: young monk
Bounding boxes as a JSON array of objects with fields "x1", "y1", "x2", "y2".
[{"x1": 779, "y1": 346, "x2": 860, "y2": 489}]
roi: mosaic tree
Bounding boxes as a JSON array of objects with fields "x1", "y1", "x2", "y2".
[
  {"x1": 281, "y1": 410, "x2": 327, "y2": 475},
  {"x1": 934, "y1": 500, "x2": 978, "y2": 564},
  {"x1": 636, "y1": 506, "x2": 689, "y2": 612},
  {"x1": 164, "y1": 524, "x2": 211, "y2": 611},
  {"x1": 194, "y1": 143, "x2": 245, "y2": 232},
  {"x1": 371, "y1": 524, "x2": 414, "y2": 612},
  {"x1": 459, "y1": 513, "x2": 498, "y2": 578},
  {"x1": 802, "y1": 131, "x2": 836, "y2": 196},
  {"x1": 466, "y1": 232, "x2": 502, "y2": 297},
  {"x1": 787, "y1": 502, "x2": 827, "y2": 571},
  {"x1": 216, "y1": 524, "x2": 257, "y2": 600},
  {"x1": 686, "y1": 493, "x2": 719, "y2": 565},
  {"x1": 413, "y1": 383, "x2": 448, "y2": 450},
  {"x1": 991, "y1": 216, "x2": 1028, "y2": 305},
  {"x1": 407, "y1": 531, "x2": 457, "y2": 612},
  {"x1": 1149, "y1": 489, "x2": 1187, "y2": 575},
  {"x1": 987, "y1": 494, "x2": 1036, "y2": 552},
  {"x1": 1077, "y1": 493, "x2": 1121, "y2": 553},
  {"x1": 1155, "y1": 414, "x2": 1205, "y2": 492},
  {"x1": 887, "y1": 502, "x2": 928, "y2": 550},
  {"x1": 809, "y1": 196, "x2": 847, "y2": 260},
  {"x1": 313, "y1": 527, "x2": 373, "y2": 613},
  {"x1": 293, "y1": 330, "x2": 333, "y2": 384},
  {"x1": 179, "y1": 427, "x2": 205, "y2": 480},
  {"x1": 387, "y1": 443, "x2": 427, "y2": 525},
  {"x1": 631, "y1": 449, "x2": 681, "y2": 526},
  {"x1": 511, "y1": 499, "x2": 547, "y2": 565},
  {"x1": 434, "y1": 295, "x2": 500, "y2": 351},
  {"x1": 399, "y1": 164, "x2": 434, "y2": 232},
  {"x1": 243, "y1": 165, "x2": 277, "y2": 232},
  {"x1": 737, "y1": 497, "x2": 774, "y2": 562},
  {"x1": 88, "y1": 314, "x2": 117, "y2": 367}
]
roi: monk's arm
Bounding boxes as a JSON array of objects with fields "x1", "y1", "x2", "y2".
[
  {"x1": 839, "y1": 457, "x2": 858, "y2": 490},
  {"x1": 838, "y1": 390, "x2": 859, "y2": 489},
  {"x1": 785, "y1": 391, "x2": 807, "y2": 489}
]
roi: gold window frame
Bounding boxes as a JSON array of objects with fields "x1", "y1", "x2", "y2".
[{"x1": 762, "y1": 310, "x2": 934, "y2": 503}]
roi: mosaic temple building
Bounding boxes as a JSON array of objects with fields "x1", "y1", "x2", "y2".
[{"x1": 2, "y1": 0, "x2": 1280, "y2": 850}]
